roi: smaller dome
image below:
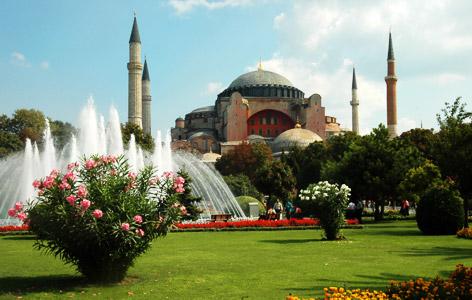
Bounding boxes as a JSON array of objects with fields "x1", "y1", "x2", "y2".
[
  {"x1": 201, "y1": 152, "x2": 221, "y2": 163},
  {"x1": 272, "y1": 128, "x2": 322, "y2": 153},
  {"x1": 175, "y1": 117, "x2": 184, "y2": 122}
]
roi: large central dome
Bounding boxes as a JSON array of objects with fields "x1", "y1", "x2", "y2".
[
  {"x1": 218, "y1": 68, "x2": 304, "y2": 99},
  {"x1": 228, "y1": 69, "x2": 294, "y2": 89}
]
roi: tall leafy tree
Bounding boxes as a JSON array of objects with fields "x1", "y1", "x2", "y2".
[
  {"x1": 433, "y1": 97, "x2": 472, "y2": 227},
  {"x1": 253, "y1": 160, "x2": 296, "y2": 205},
  {"x1": 121, "y1": 122, "x2": 155, "y2": 152}
]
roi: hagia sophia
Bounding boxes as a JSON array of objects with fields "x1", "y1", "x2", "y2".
[{"x1": 126, "y1": 17, "x2": 398, "y2": 157}]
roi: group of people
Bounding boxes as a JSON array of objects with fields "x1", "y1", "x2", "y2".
[
  {"x1": 263, "y1": 199, "x2": 302, "y2": 220},
  {"x1": 346, "y1": 200, "x2": 364, "y2": 223}
]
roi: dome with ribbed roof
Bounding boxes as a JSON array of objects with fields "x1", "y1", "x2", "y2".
[
  {"x1": 272, "y1": 128, "x2": 322, "y2": 153},
  {"x1": 228, "y1": 69, "x2": 294, "y2": 89},
  {"x1": 218, "y1": 69, "x2": 304, "y2": 99}
]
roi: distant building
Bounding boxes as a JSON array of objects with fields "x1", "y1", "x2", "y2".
[{"x1": 171, "y1": 64, "x2": 342, "y2": 154}]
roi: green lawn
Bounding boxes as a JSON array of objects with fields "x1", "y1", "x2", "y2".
[{"x1": 0, "y1": 220, "x2": 471, "y2": 299}]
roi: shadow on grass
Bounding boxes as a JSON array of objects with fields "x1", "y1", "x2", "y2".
[
  {"x1": 361, "y1": 228, "x2": 423, "y2": 237},
  {"x1": 0, "y1": 274, "x2": 87, "y2": 296},
  {"x1": 259, "y1": 238, "x2": 322, "y2": 244},
  {"x1": 2, "y1": 235, "x2": 36, "y2": 240},
  {"x1": 395, "y1": 246, "x2": 472, "y2": 261}
]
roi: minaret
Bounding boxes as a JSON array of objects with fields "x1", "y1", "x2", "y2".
[
  {"x1": 385, "y1": 32, "x2": 398, "y2": 138},
  {"x1": 127, "y1": 15, "x2": 143, "y2": 128},
  {"x1": 142, "y1": 58, "x2": 152, "y2": 135},
  {"x1": 350, "y1": 67, "x2": 360, "y2": 134}
]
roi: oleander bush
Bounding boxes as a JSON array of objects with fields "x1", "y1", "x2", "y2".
[
  {"x1": 8, "y1": 155, "x2": 186, "y2": 282},
  {"x1": 416, "y1": 184, "x2": 464, "y2": 235},
  {"x1": 299, "y1": 181, "x2": 351, "y2": 240}
]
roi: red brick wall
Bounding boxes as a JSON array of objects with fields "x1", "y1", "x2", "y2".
[{"x1": 247, "y1": 109, "x2": 294, "y2": 138}]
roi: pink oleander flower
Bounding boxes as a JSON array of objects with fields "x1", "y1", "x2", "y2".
[
  {"x1": 121, "y1": 223, "x2": 130, "y2": 231},
  {"x1": 14, "y1": 202, "x2": 23, "y2": 211},
  {"x1": 67, "y1": 162, "x2": 79, "y2": 171},
  {"x1": 49, "y1": 169, "x2": 60, "y2": 178},
  {"x1": 175, "y1": 176, "x2": 185, "y2": 185},
  {"x1": 17, "y1": 212, "x2": 27, "y2": 221},
  {"x1": 180, "y1": 206, "x2": 187, "y2": 215},
  {"x1": 43, "y1": 177, "x2": 55, "y2": 189},
  {"x1": 32, "y1": 180, "x2": 41, "y2": 188},
  {"x1": 148, "y1": 177, "x2": 158, "y2": 185},
  {"x1": 162, "y1": 171, "x2": 174, "y2": 178},
  {"x1": 66, "y1": 195, "x2": 76, "y2": 206},
  {"x1": 63, "y1": 172, "x2": 76, "y2": 182},
  {"x1": 80, "y1": 199, "x2": 91, "y2": 210},
  {"x1": 38, "y1": 189, "x2": 45, "y2": 196},
  {"x1": 77, "y1": 185, "x2": 87, "y2": 198},
  {"x1": 92, "y1": 209, "x2": 103, "y2": 219},
  {"x1": 175, "y1": 186, "x2": 185, "y2": 193},
  {"x1": 133, "y1": 215, "x2": 143, "y2": 224},
  {"x1": 85, "y1": 160, "x2": 96, "y2": 170},
  {"x1": 135, "y1": 228, "x2": 145, "y2": 237},
  {"x1": 110, "y1": 169, "x2": 117, "y2": 176},
  {"x1": 59, "y1": 181, "x2": 71, "y2": 190},
  {"x1": 7, "y1": 208, "x2": 16, "y2": 217},
  {"x1": 128, "y1": 172, "x2": 137, "y2": 180}
]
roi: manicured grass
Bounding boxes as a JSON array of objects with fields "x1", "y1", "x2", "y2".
[{"x1": 0, "y1": 220, "x2": 471, "y2": 299}]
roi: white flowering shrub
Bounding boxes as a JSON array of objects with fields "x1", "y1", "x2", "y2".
[{"x1": 299, "y1": 181, "x2": 351, "y2": 240}]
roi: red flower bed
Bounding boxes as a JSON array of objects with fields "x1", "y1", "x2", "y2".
[
  {"x1": 0, "y1": 224, "x2": 29, "y2": 232},
  {"x1": 176, "y1": 218, "x2": 320, "y2": 229}
]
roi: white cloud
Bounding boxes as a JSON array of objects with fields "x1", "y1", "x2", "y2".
[
  {"x1": 273, "y1": 13, "x2": 285, "y2": 29},
  {"x1": 204, "y1": 81, "x2": 224, "y2": 95},
  {"x1": 435, "y1": 73, "x2": 466, "y2": 85},
  {"x1": 11, "y1": 51, "x2": 30, "y2": 67},
  {"x1": 40, "y1": 61, "x2": 50, "y2": 70},
  {"x1": 168, "y1": 0, "x2": 253, "y2": 14}
]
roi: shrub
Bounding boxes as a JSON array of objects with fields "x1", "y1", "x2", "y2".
[
  {"x1": 386, "y1": 264, "x2": 472, "y2": 299},
  {"x1": 457, "y1": 227, "x2": 472, "y2": 239},
  {"x1": 10, "y1": 155, "x2": 185, "y2": 282},
  {"x1": 299, "y1": 181, "x2": 351, "y2": 240},
  {"x1": 236, "y1": 196, "x2": 264, "y2": 216},
  {"x1": 416, "y1": 184, "x2": 464, "y2": 235}
]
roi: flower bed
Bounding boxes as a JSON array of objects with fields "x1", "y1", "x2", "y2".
[
  {"x1": 175, "y1": 218, "x2": 359, "y2": 231},
  {"x1": 0, "y1": 225, "x2": 29, "y2": 232},
  {"x1": 457, "y1": 227, "x2": 472, "y2": 239}
]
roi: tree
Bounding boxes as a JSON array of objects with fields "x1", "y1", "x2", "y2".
[
  {"x1": 223, "y1": 174, "x2": 262, "y2": 199},
  {"x1": 121, "y1": 122, "x2": 154, "y2": 152},
  {"x1": 253, "y1": 160, "x2": 296, "y2": 205},
  {"x1": 322, "y1": 125, "x2": 423, "y2": 220},
  {"x1": 49, "y1": 120, "x2": 77, "y2": 150},
  {"x1": 399, "y1": 128, "x2": 436, "y2": 160},
  {"x1": 10, "y1": 109, "x2": 46, "y2": 143},
  {"x1": 399, "y1": 160, "x2": 443, "y2": 204},
  {"x1": 326, "y1": 131, "x2": 361, "y2": 161},
  {"x1": 0, "y1": 131, "x2": 23, "y2": 158},
  {"x1": 433, "y1": 97, "x2": 472, "y2": 227},
  {"x1": 282, "y1": 142, "x2": 327, "y2": 191},
  {"x1": 215, "y1": 142, "x2": 272, "y2": 181}
]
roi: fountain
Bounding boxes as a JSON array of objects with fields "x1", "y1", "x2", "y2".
[{"x1": 0, "y1": 98, "x2": 245, "y2": 223}]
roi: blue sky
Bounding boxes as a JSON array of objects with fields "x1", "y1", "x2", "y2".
[{"x1": 1, "y1": 0, "x2": 471, "y2": 135}]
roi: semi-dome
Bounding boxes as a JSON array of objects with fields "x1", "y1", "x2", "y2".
[
  {"x1": 218, "y1": 68, "x2": 304, "y2": 99},
  {"x1": 228, "y1": 69, "x2": 294, "y2": 89},
  {"x1": 272, "y1": 128, "x2": 323, "y2": 153}
]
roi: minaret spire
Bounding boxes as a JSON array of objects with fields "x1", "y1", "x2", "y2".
[
  {"x1": 385, "y1": 31, "x2": 398, "y2": 138},
  {"x1": 127, "y1": 15, "x2": 143, "y2": 128},
  {"x1": 142, "y1": 58, "x2": 152, "y2": 135},
  {"x1": 350, "y1": 67, "x2": 360, "y2": 135}
]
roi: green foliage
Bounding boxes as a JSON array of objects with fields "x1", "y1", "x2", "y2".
[
  {"x1": 236, "y1": 196, "x2": 265, "y2": 216},
  {"x1": 282, "y1": 142, "x2": 327, "y2": 190},
  {"x1": 399, "y1": 128, "x2": 436, "y2": 160},
  {"x1": 176, "y1": 170, "x2": 203, "y2": 221},
  {"x1": 9, "y1": 109, "x2": 46, "y2": 142},
  {"x1": 223, "y1": 174, "x2": 262, "y2": 199},
  {"x1": 253, "y1": 160, "x2": 296, "y2": 203},
  {"x1": 50, "y1": 120, "x2": 77, "y2": 150},
  {"x1": 299, "y1": 181, "x2": 351, "y2": 240},
  {"x1": 399, "y1": 160, "x2": 443, "y2": 203},
  {"x1": 215, "y1": 142, "x2": 272, "y2": 181},
  {"x1": 416, "y1": 184, "x2": 464, "y2": 235},
  {"x1": 433, "y1": 97, "x2": 472, "y2": 227},
  {"x1": 25, "y1": 155, "x2": 184, "y2": 282},
  {"x1": 0, "y1": 131, "x2": 23, "y2": 158},
  {"x1": 326, "y1": 131, "x2": 361, "y2": 161},
  {"x1": 121, "y1": 122, "x2": 155, "y2": 152}
]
